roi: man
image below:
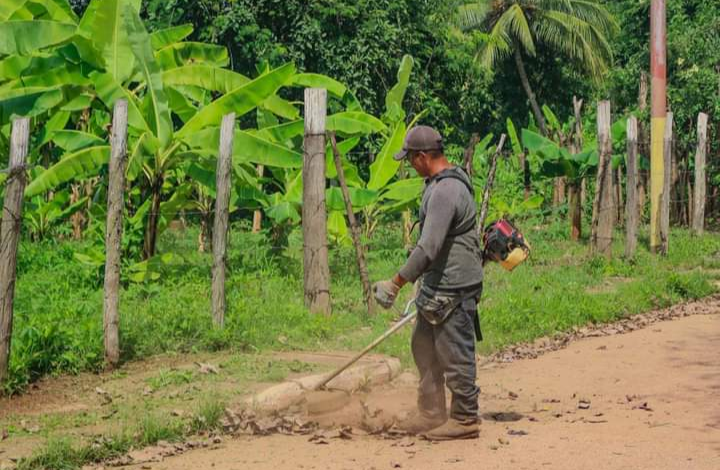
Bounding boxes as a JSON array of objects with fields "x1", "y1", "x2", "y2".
[{"x1": 374, "y1": 125, "x2": 484, "y2": 441}]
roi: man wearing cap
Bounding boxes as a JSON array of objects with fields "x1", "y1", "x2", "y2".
[{"x1": 373, "y1": 125, "x2": 484, "y2": 441}]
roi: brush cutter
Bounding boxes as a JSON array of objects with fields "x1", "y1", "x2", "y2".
[{"x1": 314, "y1": 297, "x2": 416, "y2": 390}]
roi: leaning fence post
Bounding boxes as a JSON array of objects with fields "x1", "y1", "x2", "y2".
[
  {"x1": 329, "y1": 132, "x2": 374, "y2": 316},
  {"x1": 103, "y1": 100, "x2": 128, "y2": 368},
  {"x1": 0, "y1": 117, "x2": 30, "y2": 384},
  {"x1": 211, "y1": 113, "x2": 235, "y2": 328},
  {"x1": 692, "y1": 112, "x2": 708, "y2": 235},
  {"x1": 625, "y1": 116, "x2": 639, "y2": 259}
]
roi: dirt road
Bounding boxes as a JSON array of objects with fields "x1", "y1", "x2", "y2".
[{"x1": 124, "y1": 309, "x2": 720, "y2": 470}]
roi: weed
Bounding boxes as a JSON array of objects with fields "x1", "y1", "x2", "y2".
[
  {"x1": 136, "y1": 414, "x2": 183, "y2": 446},
  {"x1": 145, "y1": 369, "x2": 196, "y2": 389},
  {"x1": 189, "y1": 395, "x2": 226, "y2": 433}
]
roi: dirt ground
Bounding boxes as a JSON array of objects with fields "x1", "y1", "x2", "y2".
[{"x1": 120, "y1": 307, "x2": 720, "y2": 470}]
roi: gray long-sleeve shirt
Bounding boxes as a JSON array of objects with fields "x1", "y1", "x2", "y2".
[{"x1": 398, "y1": 167, "x2": 484, "y2": 290}]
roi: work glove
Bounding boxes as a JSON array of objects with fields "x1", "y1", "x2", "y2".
[{"x1": 373, "y1": 278, "x2": 401, "y2": 309}]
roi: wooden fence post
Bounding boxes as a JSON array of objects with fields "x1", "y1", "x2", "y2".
[
  {"x1": 211, "y1": 113, "x2": 235, "y2": 328},
  {"x1": 692, "y1": 112, "x2": 708, "y2": 235},
  {"x1": 103, "y1": 100, "x2": 128, "y2": 367},
  {"x1": 303, "y1": 89, "x2": 331, "y2": 315},
  {"x1": 329, "y1": 132, "x2": 374, "y2": 316},
  {"x1": 0, "y1": 117, "x2": 29, "y2": 384},
  {"x1": 591, "y1": 100, "x2": 614, "y2": 258},
  {"x1": 625, "y1": 116, "x2": 639, "y2": 259},
  {"x1": 659, "y1": 112, "x2": 673, "y2": 254}
]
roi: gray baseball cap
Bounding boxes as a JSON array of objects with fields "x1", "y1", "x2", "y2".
[{"x1": 394, "y1": 125, "x2": 444, "y2": 161}]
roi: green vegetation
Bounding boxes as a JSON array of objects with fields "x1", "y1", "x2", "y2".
[{"x1": 7, "y1": 217, "x2": 719, "y2": 395}]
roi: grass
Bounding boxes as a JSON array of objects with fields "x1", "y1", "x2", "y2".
[{"x1": 7, "y1": 218, "x2": 720, "y2": 395}]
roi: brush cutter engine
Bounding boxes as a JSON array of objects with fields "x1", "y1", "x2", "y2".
[{"x1": 482, "y1": 219, "x2": 530, "y2": 271}]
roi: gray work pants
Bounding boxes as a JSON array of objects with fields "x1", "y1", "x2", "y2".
[{"x1": 411, "y1": 296, "x2": 480, "y2": 421}]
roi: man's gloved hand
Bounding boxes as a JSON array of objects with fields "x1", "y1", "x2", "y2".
[{"x1": 373, "y1": 279, "x2": 401, "y2": 309}]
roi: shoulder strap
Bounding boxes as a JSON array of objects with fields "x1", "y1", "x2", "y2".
[
  {"x1": 434, "y1": 168, "x2": 475, "y2": 196},
  {"x1": 432, "y1": 168, "x2": 476, "y2": 237}
]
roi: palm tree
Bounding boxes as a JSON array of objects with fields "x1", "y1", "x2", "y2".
[{"x1": 456, "y1": 0, "x2": 617, "y2": 136}]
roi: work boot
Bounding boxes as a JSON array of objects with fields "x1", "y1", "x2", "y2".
[
  {"x1": 423, "y1": 417, "x2": 479, "y2": 441},
  {"x1": 398, "y1": 411, "x2": 447, "y2": 435}
]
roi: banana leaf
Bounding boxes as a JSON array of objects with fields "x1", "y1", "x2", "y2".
[
  {"x1": 0, "y1": 0, "x2": 27, "y2": 21},
  {"x1": 26, "y1": 0, "x2": 78, "y2": 23},
  {"x1": 51, "y1": 130, "x2": 105, "y2": 152},
  {"x1": 327, "y1": 111, "x2": 387, "y2": 135},
  {"x1": 256, "y1": 120, "x2": 304, "y2": 144},
  {"x1": 91, "y1": 71, "x2": 149, "y2": 133},
  {"x1": 25, "y1": 145, "x2": 110, "y2": 197},
  {"x1": 0, "y1": 86, "x2": 64, "y2": 124},
  {"x1": 183, "y1": 127, "x2": 302, "y2": 169},
  {"x1": 124, "y1": 3, "x2": 172, "y2": 148},
  {"x1": 506, "y1": 118, "x2": 522, "y2": 155},
  {"x1": 326, "y1": 187, "x2": 378, "y2": 212},
  {"x1": 0, "y1": 62, "x2": 90, "y2": 90},
  {"x1": 77, "y1": 0, "x2": 137, "y2": 83},
  {"x1": 150, "y1": 24, "x2": 193, "y2": 50},
  {"x1": 291, "y1": 73, "x2": 347, "y2": 97},
  {"x1": 163, "y1": 64, "x2": 301, "y2": 117},
  {"x1": 368, "y1": 120, "x2": 406, "y2": 191},
  {"x1": 177, "y1": 63, "x2": 295, "y2": 137},
  {"x1": 383, "y1": 54, "x2": 413, "y2": 123},
  {"x1": 0, "y1": 20, "x2": 76, "y2": 55},
  {"x1": 60, "y1": 92, "x2": 93, "y2": 111},
  {"x1": 155, "y1": 42, "x2": 229, "y2": 69},
  {"x1": 165, "y1": 86, "x2": 196, "y2": 123},
  {"x1": 379, "y1": 177, "x2": 424, "y2": 201}
]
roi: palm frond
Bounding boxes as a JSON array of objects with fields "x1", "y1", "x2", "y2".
[
  {"x1": 455, "y1": 1, "x2": 493, "y2": 30},
  {"x1": 539, "y1": 0, "x2": 619, "y2": 36},
  {"x1": 534, "y1": 9, "x2": 613, "y2": 80},
  {"x1": 496, "y1": 4, "x2": 537, "y2": 56}
]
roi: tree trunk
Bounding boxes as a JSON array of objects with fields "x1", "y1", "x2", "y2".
[
  {"x1": 142, "y1": 176, "x2": 164, "y2": 260},
  {"x1": 568, "y1": 182, "x2": 582, "y2": 241},
  {"x1": 513, "y1": 42, "x2": 547, "y2": 136},
  {"x1": 463, "y1": 133, "x2": 480, "y2": 177},
  {"x1": 519, "y1": 152, "x2": 530, "y2": 200},
  {"x1": 252, "y1": 164, "x2": 264, "y2": 233}
]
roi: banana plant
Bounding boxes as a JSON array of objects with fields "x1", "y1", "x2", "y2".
[
  {"x1": 23, "y1": 188, "x2": 87, "y2": 241},
  {"x1": 13, "y1": 0, "x2": 307, "y2": 260}
]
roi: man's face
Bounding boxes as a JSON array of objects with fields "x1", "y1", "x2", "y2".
[{"x1": 408, "y1": 151, "x2": 430, "y2": 177}]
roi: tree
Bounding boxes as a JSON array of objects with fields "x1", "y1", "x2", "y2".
[{"x1": 455, "y1": 0, "x2": 617, "y2": 136}]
